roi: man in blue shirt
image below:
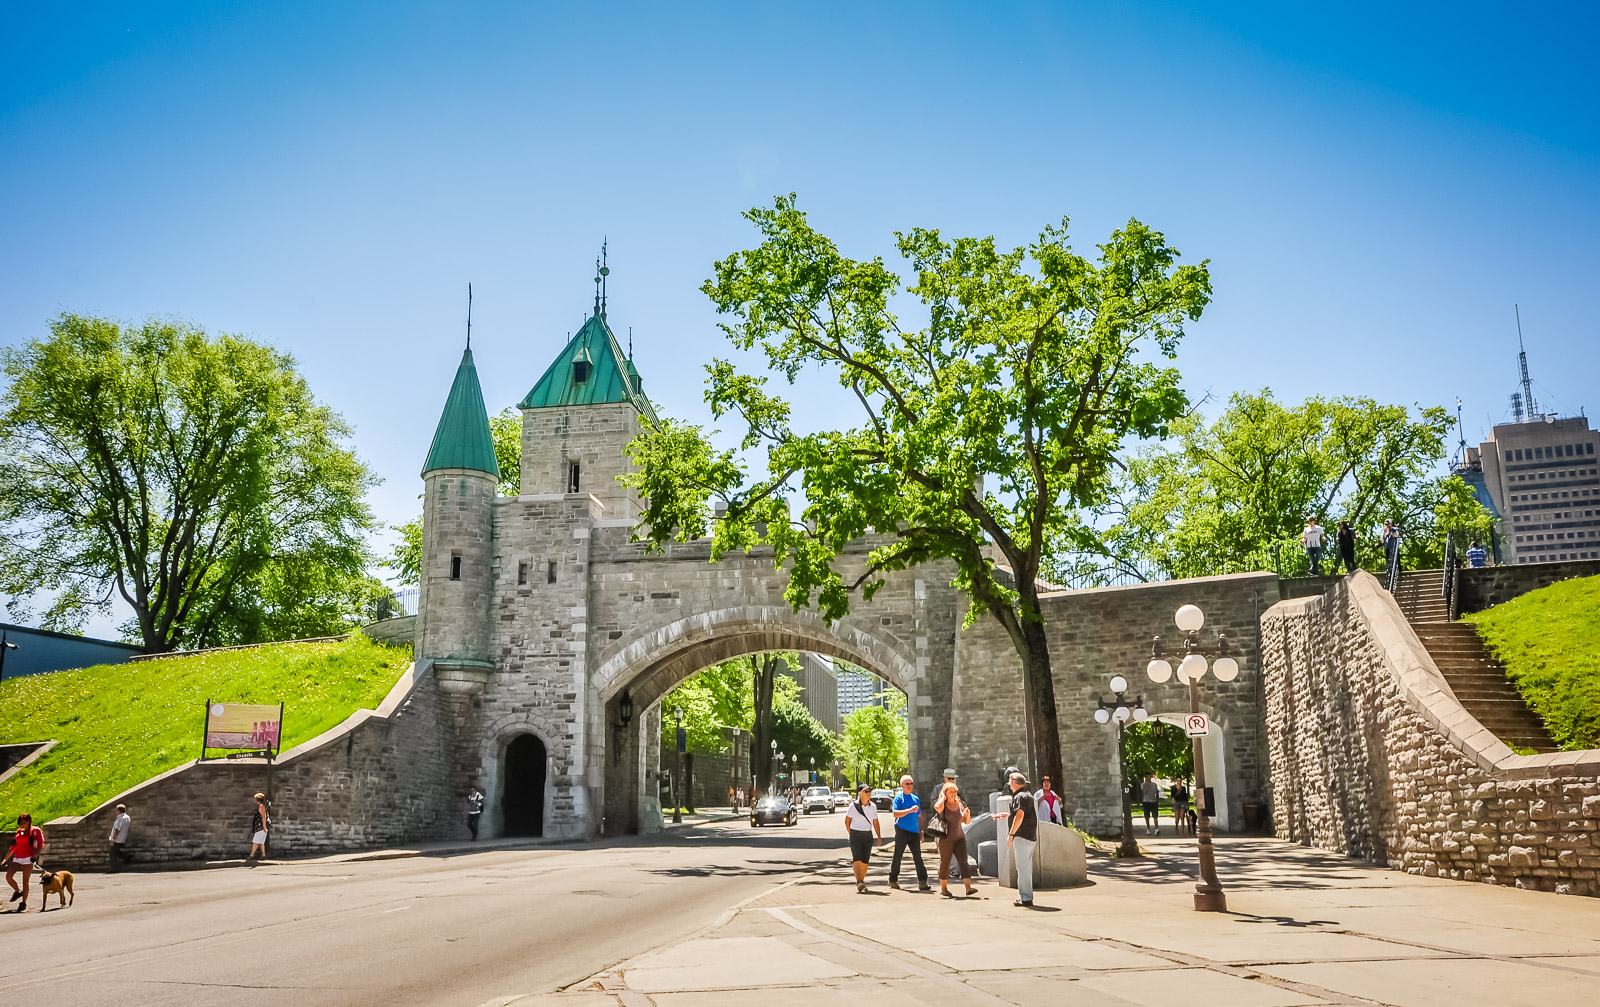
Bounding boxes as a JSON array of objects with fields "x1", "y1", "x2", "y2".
[
  {"x1": 1466, "y1": 541, "x2": 1489, "y2": 568},
  {"x1": 888, "y1": 774, "x2": 930, "y2": 891}
]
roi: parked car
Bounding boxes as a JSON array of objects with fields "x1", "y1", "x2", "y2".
[
  {"x1": 750, "y1": 795, "x2": 797, "y2": 826},
  {"x1": 803, "y1": 786, "x2": 834, "y2": 814},
  {"x1": 871, "y1": 788, "x2": 893, "y2": 811},
  {"x1": 831, "y1": 791, "x2": 851, "y2": 808}
]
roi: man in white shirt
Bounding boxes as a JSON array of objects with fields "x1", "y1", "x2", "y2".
[
  {"x1": 1300, "y1": 516, "x2": 1327, "y2": 576},
  {"x1": 107, "y1": 804, "x2": 131, "y2": 872}
]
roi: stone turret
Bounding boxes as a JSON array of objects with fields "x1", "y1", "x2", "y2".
[{"x1": 416, "y1": 347, "x2": 499, "y2": 685}]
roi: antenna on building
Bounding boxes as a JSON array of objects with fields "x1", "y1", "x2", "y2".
[
  {"x1": 599, "y1": 238, "x2": 609, "y2": 316},
  {"x1": 1455, "y1": 397, "x2": 1466, "y2": 466},
  {"x1": 466, "y1": 282, "x2": 473, "y2": 350},
  {"x1": 1515, "y1": 304, "x2": 1539, "y2": 421}
]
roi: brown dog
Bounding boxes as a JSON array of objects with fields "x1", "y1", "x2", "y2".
[{"x1": 36, "y1": 869, "x2": 73, "y2": 911}]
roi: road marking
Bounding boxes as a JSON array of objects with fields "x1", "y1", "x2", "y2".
[{"x1": 381, "y1": 906, "x2": 411, "y2": 913}]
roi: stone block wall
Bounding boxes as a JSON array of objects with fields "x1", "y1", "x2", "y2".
[
  {"x1": 1455, "y1": 559, "x2": 1600, "y2": 614},
  {"x1": 519, "y1": 403, "x2": 642, "y2": 521},
  {"x1": 417, "y1": 469, "x2": 497, "y2": 664},
  {"x1": 952, "y1": 572, "x2": 1279, "y2": 836},
  {"x1": 1262, "y1": 572, "x2": 1600, "y2": 896},
  {"x1": 41, "y1": 661, "x2": 457, "y2": 871}
]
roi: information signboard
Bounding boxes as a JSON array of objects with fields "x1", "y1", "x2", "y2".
[{"x1": 203, "y1": 702, "x2": 283, "y2": 755}]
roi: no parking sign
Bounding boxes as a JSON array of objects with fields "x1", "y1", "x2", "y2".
[{"x1": 1185, "y1": 713, "x2": 1210, "y2": 737}]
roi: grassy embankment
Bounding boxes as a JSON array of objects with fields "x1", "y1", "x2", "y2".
[
  {"x1": 1464, "y1": 574, "x2": 1600, "y2": 751},
  {"x1": 0, "y1": 634, "x2": 410, "y2": 824}
]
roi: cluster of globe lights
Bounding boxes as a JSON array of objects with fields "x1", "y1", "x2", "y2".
[{"x1": 1094, "y1": 604, "x2": 1239, "y2": 727}]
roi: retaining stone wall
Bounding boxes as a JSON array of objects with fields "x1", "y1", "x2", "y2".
[
  {"x1": 40, "y1": 661, "x2": 457, "y2": 871},
  {"x1": 1262, "y1": 572, "x2": 1600, "y2": 896},
  {"x1": 1455, "y1": 560, "x2": 1600, "y2": 614}
]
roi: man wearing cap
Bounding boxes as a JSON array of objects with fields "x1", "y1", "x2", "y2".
[
  {"x1": 888, "y1": 775, "x2": 930, "y2": 891},
  {"x1": 1006, "y1": 772, "x2": 1038, "y2": 908}
]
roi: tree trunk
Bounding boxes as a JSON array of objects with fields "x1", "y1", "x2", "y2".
[{"x1": 1016, "y1": 609, "x2": 1064, "y2": 792}]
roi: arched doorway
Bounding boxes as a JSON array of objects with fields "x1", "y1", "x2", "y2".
[
  {"x1": 502, "y1": 733, "x2": 547, "y2": 837},
  {"x1": 1143, "y1": 712, "x2": 1229, "y2": 832}
]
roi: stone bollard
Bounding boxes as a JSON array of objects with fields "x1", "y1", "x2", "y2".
[{"x1": 994, "y1": 821, "x2": 1088, "y2": 890}]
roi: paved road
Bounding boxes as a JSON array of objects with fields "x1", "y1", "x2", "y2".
[{"x1": 0, "y1": 808, "x2": 854, "y2": 1007}]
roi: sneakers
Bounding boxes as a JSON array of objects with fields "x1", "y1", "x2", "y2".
[
  {"x1": 918, "y1": 884, "x2": 932, "y2": 892},
  {"x1": 888, "y1": 880, "x2": 901, "y2": 890},
  {"x1": 1013, "y1": 899, "x2": 1034, "y2": 908},
  {"x1": 7, "y1": 890, "x2": 20, "y2": 903}
]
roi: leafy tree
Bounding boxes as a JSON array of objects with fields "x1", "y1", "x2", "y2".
[
  {"x1": 1074, "y1": 391, "x2": 1458, "y2": 580},
  {"x1": 1122, "y1": 719, "x2": 1193, "y2": 782},
  {"x1": 835, "y1": 690, "x2": 909, "y2": 787},
  {"x1": 385, "y1": 406, "x2": 522, "y2": 587},
  {"x1": 0, "y1": 315, "x2": 378, "y2": 651},
  {"x1": 625, "y1": 196, "x2": 1211, "y2": 787}
]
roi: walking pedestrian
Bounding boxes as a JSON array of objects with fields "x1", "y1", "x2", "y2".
[
  {"x1": 1300, "y1": 515, "x2": 1327, "y2": 575},
  {"x1": 1006, "y1": 772, "x2": 1038, "y2": 908},
  {"x1": 845, "y1": 784, "x2": 881, "y2": 893},
  {"x1": 5, "y1": 814, "x2": 44, "y2": 911},
  {"x1": 1141, "y1": 775, "x2": 1161, "y2": 836},
  {"x1": 248, "y1": 793, "x2": 271, "y2": 862},
  {"x1": 1381, "y1": 520, "x2": 1401, "y2": 571},
  {"x1": 932, "y1": 774, "x2": 976, "y2": 898},
  {"x1": 888, "y1": 775, "x2": 930, "y2": 891},
  {"x1": 107, "y1": 803, "x2": 131, "y2": 871},
  {"x1": 466, "y1": 784, "x2": 485, "y2": 839},
  {"x1": 1334, "y1": 520, "x2": 1358, "y2": 575},
  {"x1": 1169, "y1": 781, "x2": 1190, "y2": 835},
  {"x1": 1033, "y1": 775, "x2": 1063, "y2": 826}
]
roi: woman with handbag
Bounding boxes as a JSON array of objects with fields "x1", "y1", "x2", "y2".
[
  {"x1": 844, "y1": 784, "x2": 881, "y2": 893},
  {"x1": 931, "y1": 779, "x2": 976, "y2": 898}
]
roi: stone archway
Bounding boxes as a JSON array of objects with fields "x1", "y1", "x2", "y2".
[
  {"x1": 478, "y1": 719, "x2": 557, "y2": 840},
  {"x1": 595, "y1": 606, "x2": 932, "y2": 836},
  {"x1": 1143, "y1": 710, "x2": 1230, "y2": 832}
]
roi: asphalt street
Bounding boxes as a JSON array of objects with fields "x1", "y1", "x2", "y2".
[{"x1": 0, "y1": 808, "x2": 856, "y2": 1007}]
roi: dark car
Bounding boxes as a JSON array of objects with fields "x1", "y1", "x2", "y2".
[
  {"x1": 750, "y1": 795, "x2": 797, "y2": 827},
  {"x1": 871, "y1": 789, "x2": 894, "y2": 811}
]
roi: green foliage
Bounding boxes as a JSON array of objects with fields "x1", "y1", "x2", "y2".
[
  {"x1": 835, "y1": 691, "x2": 909, "y2": 785},
  {"x1": 0, "y1": 634, "x2": 410, "y2": 823},
  {"x1": 1121, "y1": 719, "x2": 1193, "y2": 782},
  {"x1": 1074, "y1": 390, "x2": 1457, "y2": 581},
  {"x1": 626, "y1": 196, "x2": 1212, "y2": 780},
  {"x1": 1432, "y1": 476, "x2": 1498, "y2": 557},
  {"x1": 385, "y1": 406, "x2": 522, "y2": 588},
  {"x1": 489, "y1": 406, "x2": 522, "y2": 496},
  {"x1": 0, "y1": 314, "x2": 379, "y2": 651},
  {"x1": 772, "y1": 688, "x2": 836, "y2": 778},
  {"x1": 1464, "y1": 575, "x2": 1600, "y2": 750}
]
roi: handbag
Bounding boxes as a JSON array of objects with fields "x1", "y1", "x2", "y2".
[{"x1": 924, "y1": 804, "x2": 948, "y2": 839}]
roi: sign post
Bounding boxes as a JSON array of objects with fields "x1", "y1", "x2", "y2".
[{"x1": 1185, "y1": 713, "x2": 1210, "y2": 737}]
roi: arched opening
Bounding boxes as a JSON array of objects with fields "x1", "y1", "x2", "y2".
[
  {"x1": 501, "y1": 733, "x2": 547, "y2": 837},
  {"x1": 1133, "y1": 713, "x2": 1229, "y2": 833},
  {"x1": 597, "y1": 617, "x2": 929, "y2": 837}
]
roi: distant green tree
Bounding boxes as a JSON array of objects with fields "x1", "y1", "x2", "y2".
[
  {"x1": 1071, "y1": 390, "x2": 1460, "y2": 580},
  {"x1": 1122, "y1": 719, "x2": 1193, "y2": 782},
  {"x1": 0, "y1": 314, "x2": 378, "y2": 651},
  {"x1": 836, "y1": 691, "x2": 909, "y2": 787},
  {"x1": 385, "y1": 406, "x2": 522, "y2": 587}
]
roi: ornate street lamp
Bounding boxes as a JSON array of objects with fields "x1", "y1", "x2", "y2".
[
  {"x1": 1147, "y1": 603, "x2": 1236, "y2": 912},
  {"x1": 1091, "y1": 674, "x2": 1148, "y2": 858},
  {"x1": 672, "y1": 706, "x2": 685, "y2": 824},
  {"x1": 770, "y1": 738, "x2": 778, "y2": 796}
]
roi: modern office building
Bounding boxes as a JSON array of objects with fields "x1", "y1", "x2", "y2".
[
  {"x1": 836, "y1": 664, "x2": 891, "y2": 720},
  {"x1": 1471, "y1": 415, "x2": 1600, "y2": 564},
  {"x1": 779, "y1": 653, "x2": 840, "y2": 732}
]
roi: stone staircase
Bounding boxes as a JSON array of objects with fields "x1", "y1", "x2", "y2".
[{"x1": 1390, "y1": 569, "x2": 1557, "y2": 753}]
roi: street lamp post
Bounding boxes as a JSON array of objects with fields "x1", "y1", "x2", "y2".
[
  {"x1": 1091, "y1": 675, "x2": 1148, "y2": 858},
  {"x1": 672, "y1": 706, "x2": 685, "y2": 825},
  {"x1": 1146, "y1": 603, "x2": 1237, "y2": 913},
  {"x1": 769, "y1": 739, "x2": 778, "y2": 795}
]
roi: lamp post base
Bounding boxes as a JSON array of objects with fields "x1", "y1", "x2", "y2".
[{"x1": 1193, "y1": 886, "x2": 1227, "y2": 912}]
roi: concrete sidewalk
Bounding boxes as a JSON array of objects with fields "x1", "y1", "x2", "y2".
[{"x1": 490, "y1": 835, "x2": 1600, "y2": 1007}]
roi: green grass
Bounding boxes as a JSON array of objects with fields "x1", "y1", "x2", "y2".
[
  {"x1": 1463, "y1": 575, "x2": 1600, "y2": 751},
  {"x1": 0, "y1": 634, "x2": 410, "y2": 824}
]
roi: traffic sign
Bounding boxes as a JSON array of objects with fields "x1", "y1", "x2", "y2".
[{"x1": 1185, "y1": 713, "x2": 1210, "y2": 737}]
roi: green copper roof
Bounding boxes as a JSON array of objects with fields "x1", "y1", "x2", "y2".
[
  {"x1": 422, "y1": 348, "x2": 501, "y2": 477},
  {"x1": 518, "y1": 313, "x2": 657, "y2": 422}
]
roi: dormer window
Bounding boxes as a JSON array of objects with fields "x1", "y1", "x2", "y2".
[{"x1": 572, "y1": 360, "x2": 590, "y2": 383}]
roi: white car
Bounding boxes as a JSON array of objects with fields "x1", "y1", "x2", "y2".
[
  {"x1": 803, "y1": 786, "x2": 835, "y2": 814},
  {"x1": 831, "y1": 790, "x2": 851, "y2": 808}
]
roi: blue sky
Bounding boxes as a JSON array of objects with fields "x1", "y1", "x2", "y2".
[{"x1": 3, "y1": 2, "x2": 1597, "y2": 627}]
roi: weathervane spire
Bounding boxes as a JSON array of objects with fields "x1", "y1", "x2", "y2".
[{"x1": 466, "y1": 282, "x2": 473, "y2": 350}]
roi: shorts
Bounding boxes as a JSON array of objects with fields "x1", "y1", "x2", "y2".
[
  {"x1": 252, "y1": 830, "x2": 268, "y2": 845},
  {"x1": 848, "y1": 830, "x2": 875, "y2": 864},
  {"x1": 9, "y1": 856, "x2": 31, "y2": 867}
]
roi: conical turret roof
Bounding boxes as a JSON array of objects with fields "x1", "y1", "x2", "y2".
[
  {"x1": 422, "y1": 348, "x2": 501, "y2": 477},
  {"x1": 518, "y1": 313, "x2": 657, "y2": 422}
]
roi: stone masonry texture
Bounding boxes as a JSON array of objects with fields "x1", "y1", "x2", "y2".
[{"x1": 1262, "y1": 573, "x2": 1600, "y2": 897}]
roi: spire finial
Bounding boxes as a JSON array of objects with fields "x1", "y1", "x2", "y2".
[
  {"x1": 466, "y1": 282, "x2": 473, "y2": 350},
  {"x1": 628, "y1": 325, "x2": 633, "y2": 360},
  {"x1": 598, "y1": 238, "x2": 610, "y2": 316}
]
